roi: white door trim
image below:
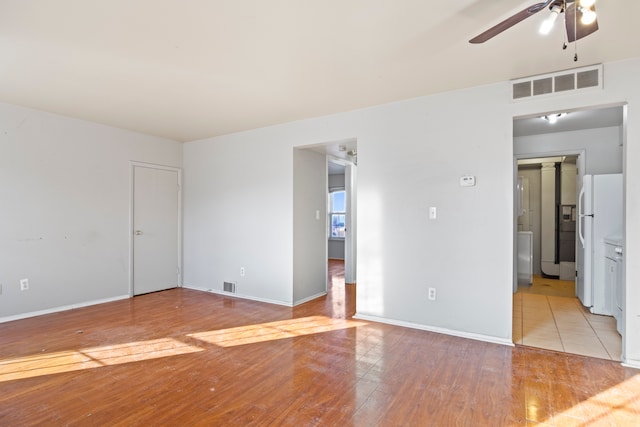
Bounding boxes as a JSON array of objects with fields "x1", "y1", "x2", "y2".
[{"x1": 129, "y1": 161, "x2": 183, "y2": 297}]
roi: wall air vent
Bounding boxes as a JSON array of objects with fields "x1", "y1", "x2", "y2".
[
  {"x1": 223, "y1": 281, "x2": 236, "y2": 293},
  {"x1": 511, "y1": 64, "x2": 602, "y2": 101}
]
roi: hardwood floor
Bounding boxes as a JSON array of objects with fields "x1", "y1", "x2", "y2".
[{"x1": 1, "y1": 261, "x2": 639, "y2": 426}]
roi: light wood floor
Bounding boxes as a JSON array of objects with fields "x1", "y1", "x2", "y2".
[{"x1": 1, "y1": 262, "x2": 639, "y2": 426}]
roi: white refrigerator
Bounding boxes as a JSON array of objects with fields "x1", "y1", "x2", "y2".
[{"x1": 577, "y1": 174, "x2": 623, "y2": 314}]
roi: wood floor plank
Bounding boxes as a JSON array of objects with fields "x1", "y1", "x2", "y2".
[{"x1": 0, "y1": 260, "x2": 638, "y2": 426}]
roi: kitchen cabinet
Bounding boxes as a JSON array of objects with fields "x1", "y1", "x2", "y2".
[{"x1": 604, "y1": 238, "x2": 624, "y2": 335}]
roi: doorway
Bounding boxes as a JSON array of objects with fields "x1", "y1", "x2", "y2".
[
  {"x1": 131, "y1": 163, "x2": 182, "y2": 296},
  {"x1": 292, "y1": 139, "x2": 357, "y2": 306},
  {"x1": 513, "y1": 105, "x2": 625, "y2": 360}
]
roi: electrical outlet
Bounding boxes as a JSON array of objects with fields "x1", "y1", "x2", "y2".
[
  {"x1": 428, "y1": 287, "x2": 436, "y2": 301},
  {"x1": 240, "y1": 267, "x2": 245, "y2": 277},
  {"x1": 20, "y1": 278, "x2": 29, "y2": 291}
]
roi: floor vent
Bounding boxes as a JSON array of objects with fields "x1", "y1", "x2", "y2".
[
  {"x1": 511, "y1": 64, "x2": 602, "y2": 101},
  {"x1": 223, "y1": 281, "x2": 236, "y2": 293}
]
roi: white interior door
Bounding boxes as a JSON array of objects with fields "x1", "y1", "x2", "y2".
[{"x1": 133, "y1": 164, "x2": 180, "y2": 295}]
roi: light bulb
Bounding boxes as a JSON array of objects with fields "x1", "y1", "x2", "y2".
[
  {"x1": 581, "y1": 8, "x2": 597, "y2": 25},
  {"x1": 548, "y1": 115, "x2": 558, "y2": 124},
  {"x1": 540, "y1": 6, "x2": 561, "y2": 35},
  {"x1": 579, "y1": 0, "x2": 596, "y2": 8}
]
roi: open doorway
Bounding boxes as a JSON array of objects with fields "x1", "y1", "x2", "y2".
[
  {"x1": 513, "y1": 105, "x2": 625, "y2": 361},
  {"x1": 292, "y1": 139, "x2": 357, "y2": 307}
]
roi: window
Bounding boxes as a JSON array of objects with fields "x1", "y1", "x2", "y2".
[{"x1": 329, "y1": 190, "x2": 346, "y2": 238}]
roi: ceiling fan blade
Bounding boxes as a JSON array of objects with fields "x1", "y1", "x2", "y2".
[
  {"x1": 565, "y1": 3, "x2": 599, "y2": 42},
  {"x1": 469, "y1": 0, "x2": 555, "y2": 44}
]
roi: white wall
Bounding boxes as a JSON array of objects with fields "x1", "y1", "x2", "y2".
[
  {"x1": 354, "y1": 86, "x2": 513, "y2": 343},
  {"x1": 515, "y1": 126, "x2": 623, "y2": 174},
  {"x1": 328, "y1": 240, "x2": 345, "y2": 260},
  {"x1": 293, "y1": 149, "x2": 327, "y2": 304},
  {"x1": 328, "y1": 174, "x2": 345, "y2": 190},
  {"x1": 182, "y1": 130, "x2": 295, "y2": 304},
  {"x1": 0, "y1": 102, "x2": 182, "y2": 320}
]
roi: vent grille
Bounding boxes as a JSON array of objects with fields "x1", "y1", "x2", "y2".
[
  {"x1": 223, "y1": 281, "x2": 236, "y2": 293},
  {"x1": 533, "y1": 77, "x2": 553, "y2": 96},
  {"x1": 511, "y1": 64, "x2": 602, "y2": 101},
  {"x1": 577, "y1": 69, "x2": 599, "y2": 88},
  {"x1": 513, "y1": 82, "x2": 531, "y2": 99},
  {"x1": 554, "y1": 73, "x2": 575, "y2": 92}
]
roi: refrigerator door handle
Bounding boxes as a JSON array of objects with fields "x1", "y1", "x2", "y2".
[{"x1": 578, "y1": 185, "x2": 586, "y2": 248}]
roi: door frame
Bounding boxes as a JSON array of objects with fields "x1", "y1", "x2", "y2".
[
  {"x1": 512, "y1": 103, "x2": 628, "y2": 363},
  {"x1": 129, "y1": 161, "x2": 183, "y2": 297}
]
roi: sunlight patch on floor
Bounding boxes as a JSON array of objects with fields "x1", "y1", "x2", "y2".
[
  {"x1": 0, "y1": 338, "x2": 203, "y2": 382},
  {"x1": 541, "y1": 373, "x2": 640, "y2": 425},
  {"x1": 188, "y1": 315, "x2": 367, "y2": 347}
]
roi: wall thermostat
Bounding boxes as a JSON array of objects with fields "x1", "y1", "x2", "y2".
[{"x1": 460, "y1": 175, "x2": 476, "y2": 187}]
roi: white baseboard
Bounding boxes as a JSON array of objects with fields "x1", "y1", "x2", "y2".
[
  {"x1": 182, "y1": 285, "x2": 293, "y2": 307},
  {"x1": 352, "y1": 313, "x2": 514, "y2": 347},
  {"x1": 0, "y1": 295, "x2": 131, "y2": 324},
  {"x1": 293, "y1": 291, "x2": 327, "y2": 306},
  {"x1": 622, "y1": 360, "x2": 640, "y2": 370}
]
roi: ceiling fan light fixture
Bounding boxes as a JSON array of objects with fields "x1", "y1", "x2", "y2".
[
  {"x1": 539, "y1": 5, "x2": 562, "y2": 35},
  {"x1": 580, "y1": 8, "x2": 597, "y2": 25}
]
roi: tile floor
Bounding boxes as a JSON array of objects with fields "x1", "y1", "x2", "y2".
[{"x1": 513, "y1": 281, "x2": 622, "y2": 361}]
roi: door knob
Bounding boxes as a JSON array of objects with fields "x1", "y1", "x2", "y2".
[{"x1": 134, "y1": 230, "x2": 143, "y2": 235}]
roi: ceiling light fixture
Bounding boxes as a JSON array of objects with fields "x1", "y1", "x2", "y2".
[
  {"x1": 541, "y1": 113, "x2": 567, "y2": 124},
  {"x1": 580, "y1": 7, "x2": 597, "y2": 25},
  {"x1": 539, "y1": 4, "x2": 563, "y2": 35},
  {"x1": 577, "y1": 0, "x2": 598, "y2": 25}
]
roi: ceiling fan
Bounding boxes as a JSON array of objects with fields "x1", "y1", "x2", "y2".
[{"x1": 469, "y1": 0, "x2": 599, "y2": 44}]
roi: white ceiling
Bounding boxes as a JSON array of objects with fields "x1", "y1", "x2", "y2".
[{"x1": 1, "y1": 1, "x2": 638, "y2": 142}]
